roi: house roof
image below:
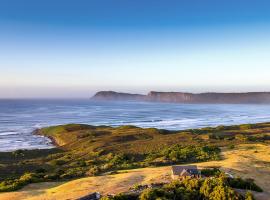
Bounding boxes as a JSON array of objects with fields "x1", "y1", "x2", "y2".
[
  {"x1": 171, "y1": 165, "x2": 199, "y2": 176},
  {"x1": 77, "y1": 192, "x2": 100, "y2": 200}
]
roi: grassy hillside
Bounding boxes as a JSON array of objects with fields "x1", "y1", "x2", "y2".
[
  {"x1": 0, "y1": 144, "x2": 269, "y2": 200},
  {"x1": 0, "y1": 122, "x2": 270, "y2": 192}
]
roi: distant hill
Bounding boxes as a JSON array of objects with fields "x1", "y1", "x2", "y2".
[
  {"x1": 92, "y1": 91, "x2": 270, "y2": 104},
  {"x1": 92, "y1": 91, "x2": 146, "y2": 101}
]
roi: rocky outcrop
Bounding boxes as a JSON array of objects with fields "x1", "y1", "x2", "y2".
[{"x1": 91, "y1": 91, "x2": 270, "y2": 104}]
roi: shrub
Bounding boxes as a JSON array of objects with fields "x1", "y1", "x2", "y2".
[
  {"x1": 0, "y1": 173, "x2": 40, "y2": 192},
  {"x1": 132, "y1": 184, "x2": 147, "y2": 191},
  {"x1": 109, "y1": 154, "x2": 132, "y2": 166},
  {"x1": 227, "y1": 177, "x2": 263, "y2": 192},
  {"x1": 43, "y1": 173, "x2": 60, "y2": 181},
  {"x1": 208, "y1": 185, "x2": 241, "y2": 200},
  {"x1": 245, "y1": 191, "x2": 255, "y2": 200},
  {"x1": 87, "y1": 166, "x2": 100, "y2": 176},
  {"x1": 12, "y1": 149, "x2": 25, "y2": 158},
  {"x1": 102, "y1": 193, "x2": 138, "y2": 200},
  {"x1": 60, "y1": 167, "x2": 85, "y2": 179},
  {"x1": 201, "y1": 168, "x2": 221, "y2": 177},
  {"x1": 200, "y1": 176, "x2": 242, "y2": 200},
  {"x1": 77, "y1": 160, "x2": 87, "y2": 167},
  {"x1": 239, "y1": 124, "x2": 252, "y2": 130},
  {"x1": 139, "y1": 188, "x2": 170, "y2": 200},
  {"x1": 35, "y1": 168, "x2": 46, "y2": 173},
  {"x1": 50, "y1": 159, "x2": 66, "y2": 166},
  {"x1": 149, "y1": 145, "x2": 221, "y2": 165},
  {"x1": 235, "y1": 134, "x2": 248, "y2": 141}
]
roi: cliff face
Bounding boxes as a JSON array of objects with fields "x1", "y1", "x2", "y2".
[
  {"x1": 91, "y1": 91, "x2": 270, "y2": 104},
  {"x1": 147, "y1": 91, "x2": 193, "y2": 103},
  {"x1": 147, "y1": 91, "x2": 270, "y2": 104}
]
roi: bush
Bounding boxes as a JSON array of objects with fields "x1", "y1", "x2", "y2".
[
  {"x1": 0, "y1": 173, "x2": 40, "y2": 192},
  {"x1": 239, "y1": 124, "x2": 252, "y2": 130},
  {"x1": 87, "y1": 166, "x2": 100, "y2": 176},
  {"x1": 235, "y1": 134, "x2": 248, "y2": 141},
  {"x1": 44, "y1": 173, "x2": 60, "y2": 181},
  {"x1": 227, "y1": 177, "x2": 263, "y2": 192},
  {"x1": 109, "y1": 154, "x2": 132, "y2": 166},
  {"x1": 201, "y1": 168, "x2": 221, "y2": 177},
  {"x1": 60, "y1": 167, "x2": 85, "y2": 179},
  {"x1": 245, "y1": 191, "x2": 255, "y2": 200},
  {"x1": 35, "y1": 168, "x2": 46, "y2": 173},
  {"x1": 200, "y1": 176, "x2": 242, "y2": 200},
  {"x1": 50, "y1": 159, "x2": 66, "y2": 166},
  {"x1": 145, "y1": 145, "x2": 221, "y2": 166},
  {"x1": 139, "y1": 188, "x2": 171, "y2": 200},
  {"x1": 12, "y1": 149, "x2": 25, "y2": 157},
  {"x1": 101, "y1": 193, "x2": 138, "y2": 200}
]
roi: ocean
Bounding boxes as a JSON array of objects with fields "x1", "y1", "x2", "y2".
[{"x1": 1, "y1": 99, "x2": 270, "y2": 152}]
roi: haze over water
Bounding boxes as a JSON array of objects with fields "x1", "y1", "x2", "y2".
[{"x1": 1, "y1": 99, "x2": 270, "y2": 152}]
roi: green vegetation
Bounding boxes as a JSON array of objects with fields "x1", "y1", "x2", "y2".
[
  {"x1": 201, "y1": 168, "x2": 221, "y2": 177},
  {"x1": 146, "y1": 145, "x2": 220, "y2": 165},
  {"x1": 1, "y1": 122, "x2": 269, "y2": 192},
  {"x1": 245, "y1": 191, "x2": 255, "y2": 200},
  {"x1": 102, "y1": 173, "x2": 261, "y2": 200},
  {"x1": 0, "y1": 173, "x2": 41, "y2": 192},
  {"x1": 227, "y1": 177, "x2": 263, "y2": 192}
]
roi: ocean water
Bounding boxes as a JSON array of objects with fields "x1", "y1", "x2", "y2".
[{"x1": 1, "y1": 99, "x2": 270, "y2": 152}]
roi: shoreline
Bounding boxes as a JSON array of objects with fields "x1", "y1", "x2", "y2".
[
  {"x1": 2, "y1": 120, "x2": 270, "y2": 153},
  {"x1": 33, "y1": 129, "x2": 59, "y2": 148},
  {"x1": 2, "y1": 101, "x2": 270, "y2": 153}
]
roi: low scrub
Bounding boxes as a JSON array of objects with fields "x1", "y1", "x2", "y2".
[{"x1": 102, "y1": 174, "x2": 255, "y2": 200}]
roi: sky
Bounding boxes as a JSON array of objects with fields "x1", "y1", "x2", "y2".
[{"x1": 1, "y1": 0, "x2": 270, "y2": 98}]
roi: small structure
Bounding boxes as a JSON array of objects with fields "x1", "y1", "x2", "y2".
[
  {"x1": 171, "y1": 165, "x2": 200, "y2": 180},
  {"x1": 77, "y1": 192, "x2": 101, "y2": 200}
]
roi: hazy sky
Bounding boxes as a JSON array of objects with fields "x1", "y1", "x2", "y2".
[{"x1": 1, "y1": 0, "x2": 270, "y2": 98}]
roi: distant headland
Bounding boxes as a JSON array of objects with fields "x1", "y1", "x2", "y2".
[{"x1": 92, "y1": 91, "x2": 270, "y2": 104}]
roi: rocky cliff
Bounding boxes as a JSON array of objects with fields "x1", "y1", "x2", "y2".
[{"x1": 91, "y1": 91, "x2": 270, "y2": 104}]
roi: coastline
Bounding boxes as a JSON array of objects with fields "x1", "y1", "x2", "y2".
[
  {"x1": 2, "y1": 100, "x2": 270, "y2": 152},
  {"x1": 33, "y1": 129, "x2": 59, "y2": 148},
  {"x1": 12, "y1": 121, "x2": 270, "y2": 152}
]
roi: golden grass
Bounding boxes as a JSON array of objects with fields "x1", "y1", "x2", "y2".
[
  {"x1": 1, "y1": 143, "x2": 269, "y2": 200},
  {"x1": 197, "y1": 143, "x2": 270, "y2": 200}
]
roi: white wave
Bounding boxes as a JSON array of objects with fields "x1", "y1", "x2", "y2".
[{"x1": 0, "y1": 131, "x2": 19, "y2": 136}]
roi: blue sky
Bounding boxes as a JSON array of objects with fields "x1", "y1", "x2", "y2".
[{"x1": 1, "y1": 0, "x2": 270, "y2": 98}]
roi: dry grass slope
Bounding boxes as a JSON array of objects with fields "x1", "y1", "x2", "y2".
[{"x1": 0, "y1": 143, "x2": 269, "y2": 200}]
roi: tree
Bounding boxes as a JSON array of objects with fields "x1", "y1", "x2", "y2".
[
  {"x1": 209, "y1": 185, "x2": 241, "y2": 200},
  {"x1": 139, "y1": 188, "x2": 171, "y2": 200}
]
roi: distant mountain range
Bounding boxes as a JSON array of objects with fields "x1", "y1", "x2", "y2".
[{"x1": 91, "y1": 91, "x2": 270, "y2": 104}]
